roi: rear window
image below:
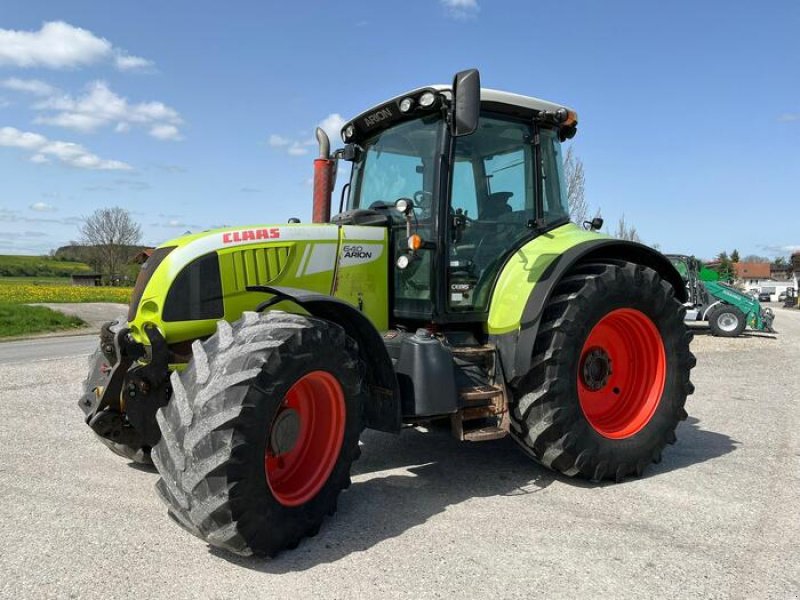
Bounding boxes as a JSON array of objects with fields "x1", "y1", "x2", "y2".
[{"x1": 128, "y1": 246, "x2": 175, "y2": 321}]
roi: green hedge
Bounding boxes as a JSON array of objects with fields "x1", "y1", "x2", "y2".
[{"x1": 0, "y1": 255, "x2": 92, "y2": 278}]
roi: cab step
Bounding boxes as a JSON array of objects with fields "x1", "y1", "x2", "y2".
[{"x1": 451, "y1": 384, "x2": 509, "y2": 442}]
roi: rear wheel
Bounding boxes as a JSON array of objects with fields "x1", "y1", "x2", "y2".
[
  {"x1": 152, "y1": 311, "x2": 365, "y2": 556},
  {"x1": 707, "y1": 304, "x2": 746, "y2": 337},
  {"x1": 510, "y1": 261, "x2": 695, "y2": 482}
]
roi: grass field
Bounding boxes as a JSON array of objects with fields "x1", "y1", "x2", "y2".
[
  {"x1": 0, "y1": 276, "x2": 72, "y2": 285},
  {"x1": 0, "y1": 256, "x2": 130, "y2": 337},
  {"x1": 0, "y1": 303, "x2": 85, "y2": 338},
  {"x1": 0, "y1": 281, "x2": 132, "y2": 304},
  {"x1": 0, "y1": 255, "x2": 92, "y2": 278}
]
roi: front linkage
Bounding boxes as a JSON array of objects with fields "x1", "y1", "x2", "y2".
[{"x1": 79, "y1": 320, "x2": 172, "y2": 451}]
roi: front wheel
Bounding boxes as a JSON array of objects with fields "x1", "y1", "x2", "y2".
[
  {"x1": 510, "y1": 261, "x2": 695, "y2": 482},
  {"x1": 707, "y1": 304, "x2": 746, "y2": 337},
  {"x1": 152, "y1": 311, "x2": 365, "y2": 556}
]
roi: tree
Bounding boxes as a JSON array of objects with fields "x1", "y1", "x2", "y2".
[
  {"x1": 79, "y1": 207, "x2": 142, "y2": 281},
  {"x1": 773, "y1": 256, "x2": 788, "y2": 268},
  {"x1": 564, "y1": 146, "x2": 588, "y2": 224},
  {"x1": 742, "y1": 254, "x2": 770, "y2": 263},
  {"x1": 731, "y1": 249, "x2": 740, "y2": 263},
  {"x1": 614, "y1": 214, "x2": 641, "y2": 242},
  {"x1": 716, "y1": 251, "x2": 734, "y2": 283}
]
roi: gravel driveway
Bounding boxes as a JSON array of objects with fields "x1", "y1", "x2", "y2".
[{"x1": 0, "y1": 309, "x2": 797, "y2": 599}]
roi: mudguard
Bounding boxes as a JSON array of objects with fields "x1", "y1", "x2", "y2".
[
  {"x1": 489, "y1": 238, "x2": 686, "y2": 383},
  {"x1": 250, "y1": 285, "x2": 402, "y2": 433}
]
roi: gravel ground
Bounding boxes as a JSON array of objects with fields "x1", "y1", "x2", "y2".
[{"x1": 0, "y1": 308, "x2": 798, "y2": 599}]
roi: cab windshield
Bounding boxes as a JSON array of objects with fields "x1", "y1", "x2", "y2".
[{"x1": 347, "y1": 115, "x2": 442, "y2": 316}]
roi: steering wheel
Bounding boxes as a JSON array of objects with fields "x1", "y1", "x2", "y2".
[{"x1": 413, "y1": 190, "x2": 433, "y2": 214}]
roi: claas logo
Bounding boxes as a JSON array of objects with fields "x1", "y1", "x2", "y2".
[{"x1": 222, "y1": 228, "x2": 281, "y2": 243}]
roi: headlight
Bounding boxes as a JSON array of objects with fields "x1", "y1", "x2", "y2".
[
  {"x1": 395, "y1": 198, "x2": 412, "y2": 214},
  {"x1": 419, "y1": 92, "x2": 437, "y2": 108},
  {"x1": 399, "y1": 97, "x2": 414, "y2": 113},
  {"x1": 343, "y1": 124, "x2": 355, "y2": 141}
]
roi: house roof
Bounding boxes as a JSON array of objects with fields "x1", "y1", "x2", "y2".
[{"x1": 734, "y1": 262, "x2": 771, "y2": 279}]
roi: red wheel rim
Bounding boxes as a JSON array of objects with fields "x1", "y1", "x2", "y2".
[
  {"x1": 577, "y1": 308, "x2": 666, "y2": 439},
  {"x1": 264, "y1": 371, "x2": 346, "y2": 507}
]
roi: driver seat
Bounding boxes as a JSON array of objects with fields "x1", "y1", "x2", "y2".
[{"x1": 480, "y1": 192, "x2": 513, "y2": 220}]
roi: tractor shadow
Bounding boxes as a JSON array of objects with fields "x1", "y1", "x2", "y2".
[{"x1": 213, "y1": 415, "x2": 737, "y2": 571}]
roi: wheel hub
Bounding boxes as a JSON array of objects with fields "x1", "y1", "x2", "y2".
[
  {"x1": 718, "y1": 312, "x2": 739, "y2": 332},
  {"x1": 269, "y1": 408, "x2": 300, "y2": 455},
  {"x1": 580, "y1": 347, "x2": 612, "y2": 391}
]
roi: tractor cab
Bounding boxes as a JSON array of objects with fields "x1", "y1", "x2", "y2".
[{"x1": 329, "y1": 70, "x2": 578, "y2": 326}]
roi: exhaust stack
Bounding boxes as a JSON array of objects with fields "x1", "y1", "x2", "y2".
[{"x1": 312, "y1": 127, "x2": 335, "y2": 223}]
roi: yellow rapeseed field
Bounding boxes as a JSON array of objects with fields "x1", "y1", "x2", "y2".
[{"x1": 0, "y1": 282, "x2": 132, "y2": 304}]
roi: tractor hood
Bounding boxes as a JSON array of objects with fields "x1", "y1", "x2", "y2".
[{"x1": 128, "y1": 223, "x2": 387, "y2": 345}]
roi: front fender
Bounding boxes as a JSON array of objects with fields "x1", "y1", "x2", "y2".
[{"x1": 251, "y1": 285, "x2": 401, "y2": 433}]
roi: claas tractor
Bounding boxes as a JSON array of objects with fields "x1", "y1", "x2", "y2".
[{"x1": 79, "y1": 70, "x2": 695, "y2": 557}]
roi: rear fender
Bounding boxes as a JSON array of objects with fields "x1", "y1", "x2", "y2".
[
  {"x1": 490, "y1": 239, "x2": 686, "y2": 384},
  {"x1": 251, "y1": 285, "x2": 401, "y2": 433}
]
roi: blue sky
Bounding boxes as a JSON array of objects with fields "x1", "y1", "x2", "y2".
[{"x1": 0, "y1": 0, "x2": 797, "y2": 259}]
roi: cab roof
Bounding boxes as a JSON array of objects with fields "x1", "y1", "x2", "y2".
[{"x1": 342, "y1": 84, "x2": 576, "y2": 143}]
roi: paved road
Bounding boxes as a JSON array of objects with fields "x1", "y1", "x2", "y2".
[
  {"x1": 0, "y1": 334, "x2": 96, "y2": 365},
  {"x1": 0, "y1": 310, "x2": 798, "y2": 599}
]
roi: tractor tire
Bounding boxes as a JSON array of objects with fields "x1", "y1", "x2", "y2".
[
  {"x1": 151, "y1": 311, "x2": 365, "y2": 557},
  {"x1": 707, "y1": 304, "x2": 746, "y2": 337},
  {"x1": 84, "y1": 347, "x2": 153, "y2": 465},
  {"x1": 509, "y1": 261, "x2": 695, "y2": 482}
]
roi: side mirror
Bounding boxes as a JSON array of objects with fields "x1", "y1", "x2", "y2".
[
  {"x1": 451, "y1": 69, "x2": 480, "y2": 137},
  {"x1": 583, "y1": 216, "x2": 604, "y2": 231}
]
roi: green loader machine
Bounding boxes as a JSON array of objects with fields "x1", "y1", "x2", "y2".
[
  {"x1": 667, "y1": 254, "x2": 775, "y2": 337},
  {"x1": 80, "y1": 70, "x2": 695, "y2": 556}
]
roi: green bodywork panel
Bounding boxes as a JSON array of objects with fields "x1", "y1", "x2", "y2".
[
  {"x1": 487, "y1": 222, "x2": 611, "y2": 335},
  {"x1": 698, "y1": 266, "x2": 719, "y2": 282},
  {"x1": 129, "y1": 224, "x2": 388, "y2": 345}
]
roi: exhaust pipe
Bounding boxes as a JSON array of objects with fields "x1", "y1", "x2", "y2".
[{"x1": 312, "y1": 127, "x2": 335, "y2": 223}]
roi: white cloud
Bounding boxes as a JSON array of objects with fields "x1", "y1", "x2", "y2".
[
  {"x1": 0, "y1": 126, "x2": 132, "y2": 170},
  {"x1": 32, "y1": 81, "x2": 183, "y2": 139},
  {"x1": 270, "y1": 113, "x2": 347, "y2": 157},
  {"x1": 115, "y1": 54, "x2": 153, "y2": 71},
  {"x1": 268, "y1": 134, "x2": 289, "y2": 147},
  {"x1": 288, "y1": 143, "x2": 309, "y2": 156},
  {"x1": 30, "y1": 201, "x2": 56, "y2": 212},
  {"x1": 30, "y1": 153, "x2": 49, "y2": 164},
  {"x1": 778, "y1": 113, "x2": 799, "y2": 123},
  {"x1": 441, "y1": 0, "x2": 480, "y2": 19},
  {"x1": 149, "y1": 124, "x2": 182, "y2": 141},
  {"x1": 0, "y1": 21, "x2": 152, "y2": 71},
  {"x1": 1, "y1": 78, "x2": 58, "y2": 96}
]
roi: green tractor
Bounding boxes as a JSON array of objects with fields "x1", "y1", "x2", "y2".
[
  {"x1": 667, "y1": 254, "x2": 775, "y2": 337},
  {"x1": 80, "y1": 70, "x2": 695, "y2": 557}
]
